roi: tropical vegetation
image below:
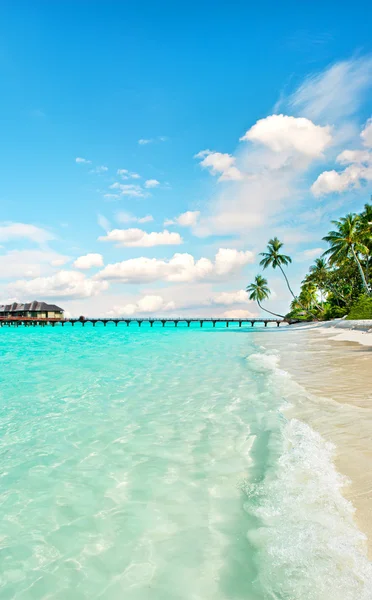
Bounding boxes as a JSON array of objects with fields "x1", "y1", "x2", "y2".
[{"x1": 247, "y1": 202, "x2": 372, "y2": 321}]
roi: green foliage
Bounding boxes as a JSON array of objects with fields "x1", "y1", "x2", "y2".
[
  {"x1": 259, "y1": 237, "x2": 292, "y2": 270},
  {"x1": 246, "y1": 275, "x2": 284, "y2": 318},
  {"x1": 347, "y1": 295, "x2": 372, "y2": 320},
  {"x1": 252, "y1": 203, "x2": 372, "y2": 322},
  {"x1": 246, "y1": 274, "x2": 271, "y2": 303},
  {"x1": 322, "y1": 305, "x2": 347, "y2": 320}
]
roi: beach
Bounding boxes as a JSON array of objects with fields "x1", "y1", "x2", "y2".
[
  {"x1": 0, "y1": 322, "x2": 372, "y2": 599},
  {"x1": 259, "y1": 320, "x2": 372, "y2": 557}
]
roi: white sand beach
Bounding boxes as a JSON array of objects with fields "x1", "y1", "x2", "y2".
[{"x1": 259, "y1": 320, "x2": 372, "y2": 556}]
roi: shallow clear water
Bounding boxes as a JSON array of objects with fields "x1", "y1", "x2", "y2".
[{"x1": 0, "y1": 324, "x2": 371, "y2": 599}]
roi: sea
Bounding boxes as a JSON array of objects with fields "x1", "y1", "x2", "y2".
[{"x1": 0, "y1": 323, "x2": 371, "y2": 600}]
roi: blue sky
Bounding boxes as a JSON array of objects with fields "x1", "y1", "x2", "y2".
[{"x1": 1, "y1": 1, "x2": 372, "y2": 317}]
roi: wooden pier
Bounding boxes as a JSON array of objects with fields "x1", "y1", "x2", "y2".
[{"x1": 0, "y1": 317, "x2": 291, "y2": 328}]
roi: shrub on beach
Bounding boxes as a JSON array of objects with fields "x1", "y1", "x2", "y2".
[
  {"x1": 347, "y1": 295, "x2": 372, "y2": 320},
  {"x1": 322, "y1": 305, "x2": 347, "y2": 320}
]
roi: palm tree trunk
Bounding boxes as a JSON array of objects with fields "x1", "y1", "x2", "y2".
[
  {"x1": 278, "y1": 265, "x2": 297, "y2": 299},
  {"x1": 278, "y1": 264, "x2": 317, "y2": 316},
  {"x1": 351, "y1": 245, "x2": 371, "y2": 295},
  {"x1": 257, "y1": 300, "x2": 284, "y2": 318}
]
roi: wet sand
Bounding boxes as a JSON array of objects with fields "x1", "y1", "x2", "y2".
[{"x1": 257, "y1": 325, "x2": 372, "y2": 556}]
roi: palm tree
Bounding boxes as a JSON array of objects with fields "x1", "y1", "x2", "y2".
[
  {"x1": 322, "y1": 214, "x2": 370, "y2": 295},
  {"x1": 259, "y1": 237, "x2": 296, "y2": 299},
  {"x1": 359, "y1": 202, "x2": 372, "y2": 284},
  {"x1": 246, "y1": 275, "x2": 284, "y2": 318},
  {"x1": 308, "y1": 257, "x2": 328, "y2": 304}
]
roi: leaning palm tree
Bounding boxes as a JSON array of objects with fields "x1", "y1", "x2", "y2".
[
  {"x1": 246, "y1": 275, "x2": 284, "y2": 318},
  {"x1": 322, "y1": 214, "x2": 370, "y2": 295},
  {"x1": 259, "y1": 237, "x2": 296, "y2": 299}
]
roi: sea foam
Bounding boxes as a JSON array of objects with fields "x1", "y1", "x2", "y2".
[{"x1": 244, "y1": 350, "x2": 372, "y2": 600}]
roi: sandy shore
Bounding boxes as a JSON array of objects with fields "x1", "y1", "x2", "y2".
[
  {"x1": 258, "y1": 321, "x2": 372, "y2": 557},
  {"x1": 289, "y1": 318, "x2": 372, "y2": 346}
]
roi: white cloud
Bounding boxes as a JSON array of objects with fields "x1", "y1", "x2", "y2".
[
  {"x1": 116, "y1": 212, "x2": 154, "y2": 224},
  {"x1": 194, "y1": 57, "x2": 372, "y2": 237},
  {"x1": 337, "y1": 149, "x2": 371, "y2": 164},
  {"x1": 98, "y1": 228, "x2": 183, "y2": 247},
  {"x1": 73, "y1": 253, "x2": 104, "y2": 270},
  {"x1": 222, "y1": 309, "x2": 257, "y2": 319},
  {"x1": 144, "y1": 179, "x2": 160, "y2": 188},
  {"x1": 240, "y1": 114, "x2": 332, "y2": 157},
  {"x1": 103, "y1": 193, "x2": 120, "y2": 200},
  {"x1": 91, "y1": 165, "x2": 108, "y2": 174},
  {"x1": 96, "y1": 248, "x2": 254, "y2": 284},
  {"x1": 164, "y1": 211, "x2": 200, "y2": 227},
  {"x1": 0, "y1": 249, "x2": 69, "y2": 279},
  {"x1": 295, "y1": 248, "x2": 325, "y2": 262},
  {"x1": 195, "y1": 150, "x2": 242, "y2": 181},
  {"x1": 8, "y1": 271, "x2": 108, "y2": 299},
  {"x1": 51, "y1": 258, "x2": 69, "y2": 267},
  {"x1": 0, "y1": 223, "x2": 54, "y2": 245},
  {"x1": 108, "y1": 295, "x2": 175, "y2": 316},
  {"x1": 138, "y1": 137, "x2": 167, "y2": 145},
  {"x1": 75, "y1": 157, "x2": 91, "y2": 164},
  {"x1": 105, "y1": 181, "x2": 148, "y2": 198},
  {"x1": 117, "y1": 169, "x2": 141, "y2": 179},
  {"x1": 211, "y1": 290, "x2": 250, "y2": 305},
  {"x1": 361, "y1": 118, "x2": 372, "y2": 147},
  {"x1": 109, "y1": 183, "x2": 148, "y2": 198},
  {"x1": 311, "y1": 130, "x2": 372, "y2": 196},
  {"x1": 311, "y1": 163, "x2": 372, "y2": 196},
  {"x1": 138, "y1": 215, "x2": 153, "y2": 223},
  {"x1": 288, "y1": 56, "x2": 372, "y2": 123}
]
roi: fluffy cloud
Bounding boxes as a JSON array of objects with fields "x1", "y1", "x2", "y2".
[
  {"x1": 96, "y1": 248, "x2": 254, "y2": 284},
  {"x1": 138, "y1": 139, "x2": 152, "y2": 145},
  {"x1": 164, "y1": 211, "x2": 200, "y2": 227},
  {"x1": 195, "y1": 150, "x2": 242, "y2": 181},
  {"x1": 211, "y1": 289, "x2": 250, "y2": 305},
  {"x1": 0, "y1": 223, "x2": 54, "y2": 244},
  {"x1": 144, "y1": 179, "x2": 160, "y2": 188},
  {"x1": 73, "y1": 253, "x2": 104, "y2": 269},
  {"x1": 98, "y1": 228, "x2": 182, "y2": 247},
  {"x1": 116, "y1": 212, "x2": 154, "y2": 224},
  {"x1": 8, "y1": 271, "x2": 108, "y2": 299},
  {"x1": 194, "y1": 58, "x2": 372, "y2": 237},
  {"x1": 75, "y1": 157, "x2": 91, "y2": 164},
  {"x1": 311, "y1": 163, "x2": 372, "y2": 196},
  {"x1": 337, "y1": 149, "x2": 371, "y2": 164},
  {"x1": 361, "y1": 118, "x2": 372, "y2": 147},
  {"x1": 311, "y1": 126, "x2": 372, "y2": 196},
  {"x1": 109, "y1": 183, "x2": 148, "y2": 198},
  {"x1": 0, "y1": 249, "x2": 69, "y2": 279},
  {"x1": 240, "y1": 114, "x2": 332, "y2": 157},
  {"x1": 108, "y1": 295, "x2": 175, "y2": 316}
]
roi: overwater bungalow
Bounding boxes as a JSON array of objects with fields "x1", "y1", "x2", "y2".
[{"x1": 0, "y1": 301, "x2": 64, "y2": 320}]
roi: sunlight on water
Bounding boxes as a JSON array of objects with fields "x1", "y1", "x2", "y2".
[{"x1": 0, "y1": 324, "x2": 371, "y2": 599}]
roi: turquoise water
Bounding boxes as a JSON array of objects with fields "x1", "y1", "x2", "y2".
[{"x1": 0, "y1": 324, "x2": 371, "y2": 599}]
